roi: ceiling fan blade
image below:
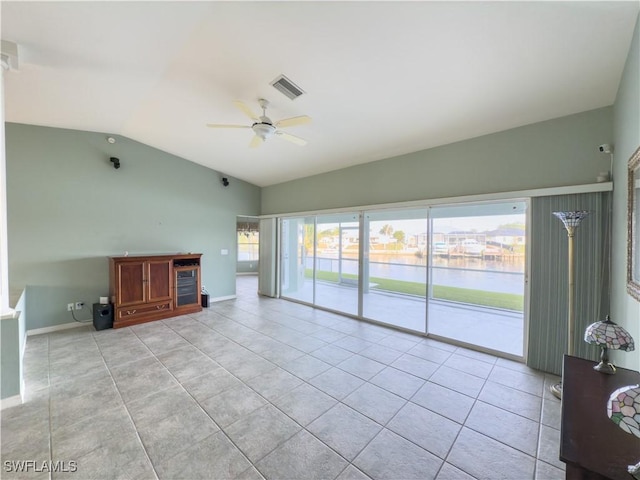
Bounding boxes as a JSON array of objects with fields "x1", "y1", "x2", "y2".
[
  {"x1": 275, "y1": 130, "x2": 308, "y2": 146},
  {"x1": 249, "y1": 135, "x2": 263, "y2": 148},
  {"x1": 206, "y1": 124, "x2": 250, "y2": 129},
  {"x1": 234, "y1": 100, "x2": 259, "y2": 121},
  {"x1": 275, "y1": 115, "x2": 312, "y2": 129}
]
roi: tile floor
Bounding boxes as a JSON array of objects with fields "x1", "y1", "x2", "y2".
[{"x1": 1, "y1": 276, "x2": 565, "y2": 480}]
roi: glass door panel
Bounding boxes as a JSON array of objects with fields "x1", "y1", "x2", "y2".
[
  {"x1": 362, "y1": 209, "x2": 428, "y2": 332},
  {"x1": 314, "y1": 213, "x2": 360, "y2": 315},
  {"x1": 281, "y1": 217, "x2": 315, "y2": 304},
  {"x1": 427, "y1": 201, "x2": 527, "y2": 356}
]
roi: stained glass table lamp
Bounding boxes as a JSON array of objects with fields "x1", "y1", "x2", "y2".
[
  {"x1": 584, "y1": 316, "x2": 635, "y2": 374},
  {"x1": 608, "y1": 384, "x2": 640, "y2": 479}
]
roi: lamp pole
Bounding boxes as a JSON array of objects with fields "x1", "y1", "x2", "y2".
[
  {"x1": 551, "y1": 211, "x2": 590, "y2": 399},
  {"x1": 566, "y1": 224, "x2": 576, "y2": 356}
]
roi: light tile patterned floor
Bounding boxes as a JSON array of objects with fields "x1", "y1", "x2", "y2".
[{"x1": 1, "y1": 276, "x2": 565, "y2": 480}]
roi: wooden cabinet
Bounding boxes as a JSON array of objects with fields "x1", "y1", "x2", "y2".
[
  {"x1": 560, "y1": 355, "x2": 640, "y2": 480},
  {"x1": 109, "y1": 253, "x2": 202, "y2": 328}
]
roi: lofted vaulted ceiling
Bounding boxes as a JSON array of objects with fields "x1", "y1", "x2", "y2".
[{"x1": 2, "y1": 1, "x2": 638, "y2": 187}]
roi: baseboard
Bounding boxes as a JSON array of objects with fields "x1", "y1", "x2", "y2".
[
  {"x1": 1, "y1": 393, "x2": 22, "y2": 410},
  {"x1": 27, "y1": 321, "x2": 87, "y2": 336},
  {"x1": 210, "y1": 295, "x2": 236, "y2": 303}
]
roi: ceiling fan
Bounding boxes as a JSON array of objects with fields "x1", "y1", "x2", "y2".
[{"x1": 207, "y1": 98, "x2": 311, "y2": 148}]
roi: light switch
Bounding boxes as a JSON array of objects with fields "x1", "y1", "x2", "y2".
[{"x1": 221, "y1": 249, "x2": 229, "y2": 255}]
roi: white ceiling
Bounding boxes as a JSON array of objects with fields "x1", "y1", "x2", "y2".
[{"x1": 2, "y1": 1, "x2": 638, "y2": 187}]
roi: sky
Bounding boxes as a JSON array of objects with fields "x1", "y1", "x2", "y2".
[{"x1": 354, "y1": 214, "x2": 526, "y2": 236}]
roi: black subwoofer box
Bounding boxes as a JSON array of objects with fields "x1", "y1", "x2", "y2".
[
  {"x1": 201, "y1": 293, "x2": 210, "y2": 308},
  {"x1": 92, "y1": 303, "x2": 114, "y2": 330}
]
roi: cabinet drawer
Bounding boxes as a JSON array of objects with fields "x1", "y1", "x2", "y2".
[{"x1": 116, "y1": 301, "x2": 173, "y2": 321}]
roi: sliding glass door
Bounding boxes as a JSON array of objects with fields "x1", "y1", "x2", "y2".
[
  {"x1": 281, "y1": 213, "x2": 360, "y2": 316},
  {"x1": 427, "y1": 201, "x2": 527, "y2": 356},
  {"x1": 362, "y1": 209, "x2": 428, "y2": 332},
  {"x1": 281, "y1": 217, "x2": 314, "y2": 304},
  {"x1": 279, "y1": 200, "x2": 528, "y2": 357},
  {"x1": 314, "y1": 213, "x2": 360, "y2": 315}
]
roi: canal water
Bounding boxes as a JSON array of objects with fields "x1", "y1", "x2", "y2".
[{"x1": 309, "y1": 252, "x2": 525, "y2": 295}]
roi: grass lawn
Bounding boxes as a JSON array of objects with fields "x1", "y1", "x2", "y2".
[{"x1": 306, "y1": 269, "x2": 523, "y2": 312}]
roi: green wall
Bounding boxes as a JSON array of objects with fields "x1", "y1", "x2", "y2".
[
  {"x1": 611, "y1": 11, "x2": 640, "y2": 371},
  {"x1": 0, "y1": 288, "x2": 25, "y2": 400},
  {"x1": 261, "y1": 107, "x2": 613, "y2": 215},
  {"x1": 6, "y1": 123, "x2": 260, "y2": 330},
  {"x1": 1, "y1": 314, "x2": 21, "y2": 398}
]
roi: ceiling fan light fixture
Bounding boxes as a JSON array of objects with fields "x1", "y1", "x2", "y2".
[{"x1": 252, "y1": 122, "x2": 276, "y2": 140}]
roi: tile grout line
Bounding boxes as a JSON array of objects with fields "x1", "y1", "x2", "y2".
[
  {"x1": 158, "y1": 314, "x2": 309, "y2": 478},
  {"x1": 436, "y1": 358, "x2": 498, "y2": 480},
  {"x1": 165, "y1": 311, "x2": 397, "y2": 479},
  {"x1": 194, "y1": 313, "x2": 398, "y2": 478},
  {"x1": 127, "y1": 319, "x2": 267, "y2": 478},
  {"x1": 186, "y1": 311, "x2": 370, "y2": 474},
  {"x1": 93, "y1": 328, "x2": 162, "y2": 480}
]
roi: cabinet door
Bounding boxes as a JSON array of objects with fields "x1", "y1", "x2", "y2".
[
  {"x1": 117, "y1": 261, "x2": 146, "y2": 306},
  {"x1": 147, "y1": 260, "x2": 172, "y2": 303}
]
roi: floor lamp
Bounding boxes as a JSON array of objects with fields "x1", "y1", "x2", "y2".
[{"x1": 550, "y1": 210, "x2": 590, "y2": 399}]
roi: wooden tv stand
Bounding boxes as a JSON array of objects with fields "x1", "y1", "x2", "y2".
[
  {"x1": 109, "y1": 253, "x2": 202, "y2": 328},
  {"x1": 560, "y1": 355, "x2": 640, "y2": 480}
]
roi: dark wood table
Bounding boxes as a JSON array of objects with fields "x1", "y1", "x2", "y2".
[{"x1": 560, "y1": 355, "x2": 640, "y2": 480}]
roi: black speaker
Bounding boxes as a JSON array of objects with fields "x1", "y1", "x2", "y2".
[
  {"x1": 93, "y1": 303, "x2": 113, "y2": 331},
  {"x1": 201, "y1": 293, "x2": 210, "y2": 308}
]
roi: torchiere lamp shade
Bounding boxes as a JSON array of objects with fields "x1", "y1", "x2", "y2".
[{"x1": 553, "y1": 210, "x2": 590, "y2": 229}]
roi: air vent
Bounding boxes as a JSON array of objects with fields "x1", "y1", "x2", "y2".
[{"x1": 270, "y1": 75, "x2": 305, "y2": 100}]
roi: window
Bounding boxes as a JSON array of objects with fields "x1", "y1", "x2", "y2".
[{"x1": 237, "y1": 220, "x2": 259, "y2": 261}]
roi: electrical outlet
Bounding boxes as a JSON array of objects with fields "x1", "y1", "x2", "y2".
[
  {"x1": 75, "y1": 302, "x2": 84, "y2": 310},
  {"x1": 67, "y1": 303, "x2": 74, "y2": 311}
]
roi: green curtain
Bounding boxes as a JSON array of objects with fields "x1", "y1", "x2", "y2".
[{"x1": 527, "y1": 192, "x2": 611, "y2": 374}]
